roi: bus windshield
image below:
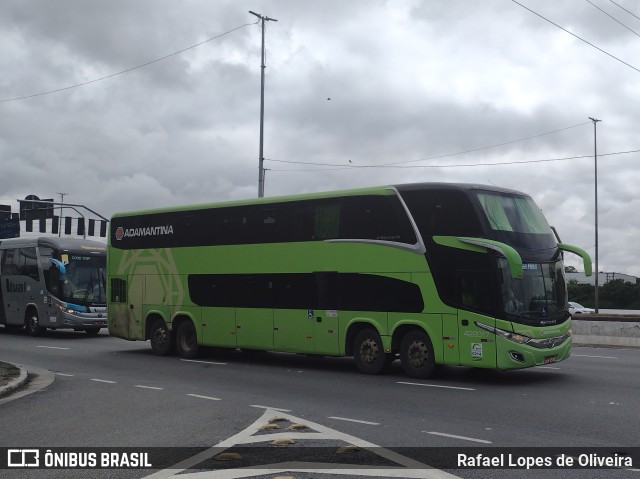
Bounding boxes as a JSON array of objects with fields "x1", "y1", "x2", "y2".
[
  {"x1": 57, "y1": 254, "x2": 107, "y2": 306},
  {"x1": 498, "y1": 258, "x2": 568, "y2": 324},
  {"x1": 475, "y1": 191, "x2": 557, "y2": 252},
  {"x1": 476, "y1": 192, "x2": 550, "y2": 234}
]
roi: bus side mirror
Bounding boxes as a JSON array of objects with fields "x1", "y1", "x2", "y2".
[
  {"x1": 49, "y1": 258, "x2": 67, "y2": 279},
  {"x1": 558, "y1": 243, "x2": 592, "y2": 276}
]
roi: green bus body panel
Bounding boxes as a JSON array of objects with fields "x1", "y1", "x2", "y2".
[
  {"x1": 202, "y1": 307, "x2": 236, "y2": 348},
  {"x1": 108, "y1": 241, "x2": 450, "y2": 356}
]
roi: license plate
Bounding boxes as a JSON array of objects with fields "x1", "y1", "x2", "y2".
[{"x1": 543, "y1": 355, "x2": 557, "y2": 364}]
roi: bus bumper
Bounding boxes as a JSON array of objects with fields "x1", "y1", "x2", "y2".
[
  {"x1": 496, "y1": 337, "x2": 572, "y2": 370},
  {"x1": 59, "y1": 311, "x2": 107, "y2": 330}
]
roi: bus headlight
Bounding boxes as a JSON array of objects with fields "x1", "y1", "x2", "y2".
[
  {"x1": 57, "y1": 303, "x2": 87, "y2": 314},
  {"x1": 475, "y1": 321, "x2": 532, "y2": 345}
]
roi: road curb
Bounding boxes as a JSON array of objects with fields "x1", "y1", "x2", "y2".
[{"x1": 0, "y1": 362, "x2": 29, "y2": 399}]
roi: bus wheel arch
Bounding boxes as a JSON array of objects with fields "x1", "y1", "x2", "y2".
[
  {"x1": 147, "y1": 315, "x2": 174, "y2": 356},
  {"x1": 24, "y1": 306, "x2": 45, "y2": 337},
  {"x1": 398, "y1": 327, "x2": 436, "y2": 379},
  {"x1": 349, "y1": 325, "x2": 388, "y2": 375},
  {"x1": 173, "y1": 316, "x2": 199, "y2": 359}
]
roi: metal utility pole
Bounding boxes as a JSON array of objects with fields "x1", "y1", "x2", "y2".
[
  {"x1": 249, "y1": 10, "x2": 277, "y2": 198},
  {"x1": 589, "y1": 117, "x2": 601, "y2": 313},
  {"x1": 57, "y1": 192, "x2": 67, "y2": 237}
]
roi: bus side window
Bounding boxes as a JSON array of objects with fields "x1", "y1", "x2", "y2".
[
  {"x1": 111, "y1": 278, "x2": 127, "y2": 303},
  {"x1": 1, "y1": 249, "x2": 19, "y2": 275},
  {"x1": 19, "y1": 248, "x2": 39, "y2": 281},
  {"x1": 313, "y1": 202, "x2": 341, "y2": 240}
]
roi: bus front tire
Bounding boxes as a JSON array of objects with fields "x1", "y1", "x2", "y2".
[
  {"x1": 353, "y1": 328, "x2": 387, "y2": 375},
  {"x1": 176, "y1": 321, "x2": 199, "y2": 359},
  {"x1": 149, "y1": 320, "x2": 174, "y2": 356},
  {"x1": 400, "y1": 329, "x2": 436, "y2": 379}
]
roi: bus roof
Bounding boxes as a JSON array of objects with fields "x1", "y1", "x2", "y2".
[
  {"x1": 0, "y1": 236, "x2": 107, "y2": 253},
  {"x1": 111, "y1": 182, "x2": 530, "y2": 219}
]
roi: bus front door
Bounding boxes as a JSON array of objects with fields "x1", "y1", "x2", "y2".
[{"x1": 457, "y1": 311, "x2": 497, "y2": 368}]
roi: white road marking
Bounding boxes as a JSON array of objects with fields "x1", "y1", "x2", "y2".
[
  {"x1": 90, "y1": 379, "x2": 116, "y2": 384},
  {"x1": 187, "y1": 394, "x2": 221, "y2": 401},
  {"x1": 572, "y1": 354, "x2": 617, "y2": 359},
  {"x1": 180, "y1": 359, "x2": 227, "y2": 365},
  {"x1": 142, "y1": 408, "x2": 461, "y2": 479},
  {"x1": 37, "y1": 345, "x2": 70, "y2": 350},
  {"x1": 328, "y1": 416, "x2": 380, "y2": 425},
  {"x1": 55, "y1": 373, "x2": 74, "y2": 377},
  {"x1": 538, "y1": 366, "x2": 561, "y2": 370},
  {"x1": 135, "y1": 385, "x2": 163, "y2": 390},
  {"x1": 249, "y1": 404, "x2": 291, "y2": 412},
  {"x1": 397, "y1": 381, "x2": 476, "y2": 391},
  {"x1": 425, "y1": 431, "x2": 492, "y2": 444}
]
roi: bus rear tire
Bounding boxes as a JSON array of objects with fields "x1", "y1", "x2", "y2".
[
  {"x1": 176, "y1": 321, "x2": 199, "y2": 359},
  {"x1": 149, "y1": 319, "x2": 174, "y2": 356},
  {"x1": 25, "y1": 312, "x2": 45, "y2": 337},
  {"x1": 353, "y1": 328, "x2": 387, "y2": 375},
  {"x1": 400, "y1": 329, "x2": 436, "y2": 379}
]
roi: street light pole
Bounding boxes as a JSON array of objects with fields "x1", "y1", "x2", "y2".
[
  {"x1": 57, "y1": 192, "x2": 67, "y2": 237},
  {"x1": 589, "y1": 117, "x2": 601, "y2": 313},
  {"x1": 249, "y1": 11, "x2": 277, "y2": 198}
]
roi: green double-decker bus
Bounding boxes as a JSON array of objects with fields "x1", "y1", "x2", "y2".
[{"x1": 107, "y1": 183, "x2": 591, "y2": 378}]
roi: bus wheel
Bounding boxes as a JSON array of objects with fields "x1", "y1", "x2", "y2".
[
  {"x1": 85, "y1": 327, "x2": 101, "y2": 336},
  {"x1": 400, "y1": 330, "x2": 435, "y2": 379},
  {"x1": 176, "y1": 321, "x2": 199, "y2": 359},
  {"x1": 149, "y1": 320, "x2": 174, "y2": 356},
  {"x1": 353, "y1": 328, "x2": 386, "y2": 375},
  {"x1": 25, "y1": 312, "x2": 45, "y2": 337}
]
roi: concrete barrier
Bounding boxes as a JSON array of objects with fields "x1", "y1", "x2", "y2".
[{"x1": 571, "y1": 315, "x2": 640, "y2": 348}]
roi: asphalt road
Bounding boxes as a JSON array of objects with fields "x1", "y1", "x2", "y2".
[{"x1": 0, "y1": 327, "x2": 639, "y2": 479}]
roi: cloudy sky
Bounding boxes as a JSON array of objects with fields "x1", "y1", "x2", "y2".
[{"x1": 1, "y1": 0, "x2": 639, "y2": 276}]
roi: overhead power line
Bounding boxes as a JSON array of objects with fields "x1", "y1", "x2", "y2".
[
  {"x1": 587, "y1": 0, "x2": 640, "y2": 39},
  {"x1": 267, "y1": 149, "x2": 640, "y2": 172},
  {"x1": 265, "y1": 120, "x2": 592, "y2": 169},
  {"x1": 512, "y1": 0, "x2": 640, "y2": 74},
  {"x1": 609, "y1": 0, "x2": 640, "y2": 22},
  {"x1": 380, "y1": 121, "x2": 590, "y2": 166},
  {"x1": 0, "y1": 21, "x2": 256, "y2": 103}
]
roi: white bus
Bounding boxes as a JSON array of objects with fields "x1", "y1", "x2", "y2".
[{"x1": 0, "y1": 237, "x2": 107, "y2": 336}]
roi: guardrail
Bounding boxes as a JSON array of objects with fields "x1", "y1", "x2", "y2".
[{"x1": 571, "y1": 314, "x2": 640, "y2": 348}]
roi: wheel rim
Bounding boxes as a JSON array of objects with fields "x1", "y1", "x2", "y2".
[
  {"x1": 180, "y1": 329, "x2": 195, "y2": 352},
  {"x1": 407, "y1": 340, "x2": 428, "y2": 368},
  {"x1": 29, "y1": 315, "x2": 39, "y2": 332},
  {"x1": 360, "y1": 338, "x2": 379, "y2": 364},
  {"x1": 154, "y1": 327, "x2": 168, "y2": 348}
]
